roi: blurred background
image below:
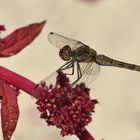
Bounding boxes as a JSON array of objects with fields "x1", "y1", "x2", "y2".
[{"x1": 1, "y1": 0, "x2": 140, "y2": 140}]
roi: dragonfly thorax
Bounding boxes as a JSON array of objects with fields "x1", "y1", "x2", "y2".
[{"x1": 73, "y1": 45, "x2": 97, "y2": 63}]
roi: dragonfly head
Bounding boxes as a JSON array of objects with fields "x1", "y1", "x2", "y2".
[{"x1": 59, "y1": 45, "x2": 73, "y2": 61}]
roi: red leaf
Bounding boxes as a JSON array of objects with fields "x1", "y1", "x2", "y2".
[
  {"x1": 0, "y1": 81, "x2": 19, "y2": 140},
  {"x1": 0, "y1": 20, "x2": 46, "y2": 57}
]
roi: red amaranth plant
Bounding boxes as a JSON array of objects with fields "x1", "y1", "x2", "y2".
[{"x1": 0, "y1": 21, "x2": 97, "y2": 140}]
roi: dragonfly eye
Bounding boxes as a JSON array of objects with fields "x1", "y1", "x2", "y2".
[{"x1": 59, "y1": 45, "x2": 72, "y2": 61}]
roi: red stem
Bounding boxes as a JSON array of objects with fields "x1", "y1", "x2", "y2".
[
  {"x1": 0, "y1": 66, "x2": 38, "y2": 98},
  {"x1": 77, "y1": 129, "x2": 95, "y2": 140}
]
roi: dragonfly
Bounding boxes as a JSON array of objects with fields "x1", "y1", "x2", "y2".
[{"x1": 43, "y1": 32, "x2": 140, "y2": 86}]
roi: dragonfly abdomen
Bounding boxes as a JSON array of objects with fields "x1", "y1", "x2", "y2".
[{"x1": 95, "y1": 55, "x2": 140, "y2": 72}]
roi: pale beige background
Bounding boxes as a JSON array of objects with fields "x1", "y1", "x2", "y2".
[{"x1": 1, "y1": 0, "x2": 140, "y2": 140}]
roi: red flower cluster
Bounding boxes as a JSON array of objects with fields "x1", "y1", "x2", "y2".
[{"x1": 36, "y1": 71, "x2": 98, "y2": 137}]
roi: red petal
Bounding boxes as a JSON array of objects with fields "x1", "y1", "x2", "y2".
[
  {"x1": 77, "y1": 129, "x2": 95, "y2": 140},
  {"x1": 0, "y1": 81, "x2": 19, "y2": 140},
  {"x1": 0, "y1": 20, "x2": 46, "y2": 57}
]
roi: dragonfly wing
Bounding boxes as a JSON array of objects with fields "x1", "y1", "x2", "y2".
[
  {"x1": 41, "y1": 71, "x2": 58, "y2": 86},
  {"x1": 48, "y1": 32, "x2": 84, "y2": 50},
  {"x1": 41, "y1": 61, "x2": 74, "y2": 86},
  {"x1": 78, "y1": 62, "x2": 100, "y2": 85}
]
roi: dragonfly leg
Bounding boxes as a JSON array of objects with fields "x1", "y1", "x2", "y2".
[
  {"x1": 77, "y1": 62, "x2": 82, "y2": 79},
  {"x1": 72, "y1": 62, "x2": 82, "y2": 85},
  {"x1": 64, "y1": 61, "x2": 75, "y2": 75},
  {"x1": 59, "y1": 60, "x2": 75, "y2": 75},
  {"x1": 59, "y1": 60, "x2": 72, "y2": 70}
]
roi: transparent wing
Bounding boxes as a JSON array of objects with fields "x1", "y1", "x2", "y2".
[
  {"x1": 40, "y1": 61, "x2": 75, "y2": 86},
  {"x1": 41, "y1": 71, "x2": 58, "y2": 86},
  {"x1": 48, "y1": 32, "x2": 85, "y2": 50},
  {"x1": 41, "y1": 62, "x2": 75, "y2": 86},
  {"x1": 78, "y1": 62, "x2": 100, "y2": 85}
]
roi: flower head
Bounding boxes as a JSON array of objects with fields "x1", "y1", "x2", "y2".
[{"x1": 36, "y1": 71, "x2": 98, "y2": 137}]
